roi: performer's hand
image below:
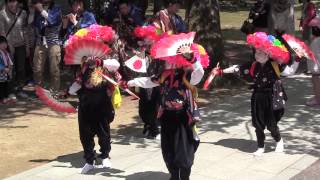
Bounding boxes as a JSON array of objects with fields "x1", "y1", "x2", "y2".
[
  {"x1": 67, "y1": 13, "x2": 78, "y2": 25},
  {"x1": 212, "y1": 67, "x2": 223, "y2": 76},
  {"x1": 95, "y1": 57, "x2": 102, "y2": 66},
  {"x1": 182, "y1": 52, "x2": 195, "y2": 63},
  {"x1": 119, "y1": 80, "x2": 128, "y2": 89}
]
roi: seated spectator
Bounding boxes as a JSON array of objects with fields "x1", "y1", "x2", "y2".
[
  {"x1": 33, "y1": 0, "x2": 62, "y2": 93},
  {"x1": 60, "y1": 0, "x2": 96, "y2": 41},
  {"x1": 0, "y1": 0, "x2": 28, "y2": 98}
]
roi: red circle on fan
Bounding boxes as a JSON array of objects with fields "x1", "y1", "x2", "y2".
[{"x1": 133, "y1": 60, "x2": 143, "y2": 70}]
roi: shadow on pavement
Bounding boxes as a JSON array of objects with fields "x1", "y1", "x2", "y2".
[{"x1": 126, "y1": 171, "x2": 170, "y2": 180}]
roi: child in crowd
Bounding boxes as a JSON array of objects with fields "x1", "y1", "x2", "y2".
[{"x1": 0, "y1": 36, "x2": 13, "y2": 104}]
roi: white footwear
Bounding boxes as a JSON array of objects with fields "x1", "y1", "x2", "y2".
[
  {"x1": 155, "y1": 134, "x2": 161, "y2": 140},
  {"x1": 253, "y1": 147, "x2": 265, "y2": 156},
  {"x1": 102, "y1": 158, "x2": 112, "y2": 168},
  {"x1": 275, "y1": 138, "x2": 284, "y2": 153},
  {"x1": 80, "y1": 163, "x2": 94, "y2": 174}
]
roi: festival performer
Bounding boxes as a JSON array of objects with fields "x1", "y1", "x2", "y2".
[
  {"x1": 35, "y1": 25, "x2": 138, "y2": 174},
  {"x1": 210, "y1": 32, "x2": 316, "y2": 156},
  {"x1": 65, "y1": 25, "x2": 125, "y2": 174},
  {"x1": 127, "y1": 32, "x2": 209, "y2": 180},
  {"x1": 131, "y1": 0, "x2": 186, "y2": 139}
]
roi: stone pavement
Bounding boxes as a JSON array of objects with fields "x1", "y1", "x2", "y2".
[{"x1": 4, "y1": 75, "x2": 320, "y2": 180}]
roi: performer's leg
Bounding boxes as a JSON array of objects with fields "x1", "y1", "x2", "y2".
[
  {"x1": 268, "y1": 109, "x2": 285, "y2": 152},
  {"x1": 78, "y1": 109, "x2": 96, "y2": 164},
  {"x1": 251, "y1": 95, "x2": 266, "y2": 148},
  {"x1": 267, "y1": 109, "x2": 284, "y2": 143},
  {"x1": 179, "y1": 167, "x2": 191, "y2": 180},
  {"x1": 97, "y1": 99, "x2": 113, "y2": 159},
  {"x1": 97, "y1": 122, "x2": 111, "y2": 159},
  {"x1": 161, "y1": 111, "x2": 177, "y2": 178}
]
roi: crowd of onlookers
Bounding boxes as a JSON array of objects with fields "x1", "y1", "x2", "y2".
[
  {"x1": 0, "y1": 0, "x2": 187, "y2": 104},
  {"x1": 1, "y1": 0, "x2": 320, "y2": 107}
]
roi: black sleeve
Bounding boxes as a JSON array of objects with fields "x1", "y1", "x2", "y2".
[{"x1": 239, "y1": 61, "x2": 255, "y2": 82}]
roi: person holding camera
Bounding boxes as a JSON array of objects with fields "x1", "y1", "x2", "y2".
[{"x1": 32, "y1": 0, "x2": 62, "y2": 93}]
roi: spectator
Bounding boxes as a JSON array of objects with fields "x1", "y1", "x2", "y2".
[
  {"x1": 153, "y1": 0, "x2": 183, "y2": 34},
  {"x1": 249, "y1": 0, "x2": 270, "y2": 32},
  {"x1": 22, "y1": 0, "x2": 37, "y2": 91},
  {"x1": 134, "y1": 0, "x2": 148, "y2": 17},
  {"x1": 300, "y1": 0, "x2": 316, "y2": 44},
  {"x1": 114, "y1": 0, "x2": 144, "y2": 27},
  {"x1": 306, "y1": 22, "x2": 320, "y2": 106},
  {"x1": 268, "y1": 0, "x2": 295, "y2": 35},
  {"x1": 103, "y1": 0, "x2": 119, "y2": 26},
  {"x1": 112, "y1": 0, "x2": 145, "y2": 80},
  {"x1": 0, "y1": 36, "x2": 14, "y2": 104},
  {"x1": 33, "y1": 0, "x2": 62, "y2": 92},
  {"x1": 60, "y1": 0, "x2": 96, "y2": 41},
  {"x1": 0, "y1": 0, "x2": 28, "y2": 97}
]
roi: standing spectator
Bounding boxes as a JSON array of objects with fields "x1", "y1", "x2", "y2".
[
  {"x1": 60, "y1": 0, "x2": 96, "y2": 41},
  {"x1": 153, "y1": 0, "x2": 184, "y2": 34},
  {"x1": 112, "y1": 0, "x2": 145, "y2": 81},
  {"x1": 249, "y1": 0, "x2": 270, "y2": 32},
  {"x1": 33, "y1": 0, "x2": 62, "y2": 92},
  {"x1": 307, "y1": 20, "x2": 320, "y2": 106},
  {"x1": 114, "y1": 0, "x2": 144, "y2": 27},
  {"x1": 22, "y1": 0, "x2": 37, "y2": 91},
  {"x1": 153, "y1": 0, "x2": 164, "y2": 15},
  {"x1": 0, "y1": 36, "x2": 14, "y2": 104},
  {"x1": 268, "y1": 0, "x2": 295, "y2": 35},
  {"x1": 300, "y1": 0, "x2": 316, "y2": 44},
  {"x1": 103, "y1": 0, "x2": 119, "y2": 26},
  {"x1": 0, "y1": 0, "x2": 28, "y2": 97},
  {"x1": 134, "y1": 0, "x2": 148, "y2": 17}
]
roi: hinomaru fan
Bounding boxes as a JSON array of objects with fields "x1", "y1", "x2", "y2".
[
  {"x1": 35, "y1": 86, "x2": 76, "y2": 113},
  {"x1": 64, "y1": 39, "x2": 111, "y2": 65},
  {"x1": 150, "y1": 32, "x2": 196, "y2": 59}
]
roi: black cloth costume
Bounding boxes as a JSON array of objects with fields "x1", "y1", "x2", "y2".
[
  {"x1": 158, "y1": 69, "x2": 200, "y2": 180},
  {"x1": 239, "y1": 60, "x2": 287, "y2": 148},
  {"x1": 77, "y1": 66, "x2": 115, "y2": 164}
]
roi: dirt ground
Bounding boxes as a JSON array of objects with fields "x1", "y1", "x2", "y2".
[{"x1": 0, "y1": 96, "x2": 141, "y2": 179}]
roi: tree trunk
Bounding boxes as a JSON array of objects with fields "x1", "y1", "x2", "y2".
[{"x1": 186, "y1": 0, "x2": 224, "y2": 68}]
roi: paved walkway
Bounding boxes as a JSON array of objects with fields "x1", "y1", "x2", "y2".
[{"x1": 4, "y1": 75, "x2": 320, "y2": 180}]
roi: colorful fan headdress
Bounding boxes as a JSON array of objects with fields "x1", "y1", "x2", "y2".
[
  {"x1": 133, "y1": 25, "x2": 165, "y2": 43},
  {"x1": 150, "y1": 32, "x2": 210, "y2": 68},
  {"x1": 64, "y1": 24, "x2": 116, "y2": 65},
  {"x1": 247, "y1": 32, "x2": 290, "y2": 64}
]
